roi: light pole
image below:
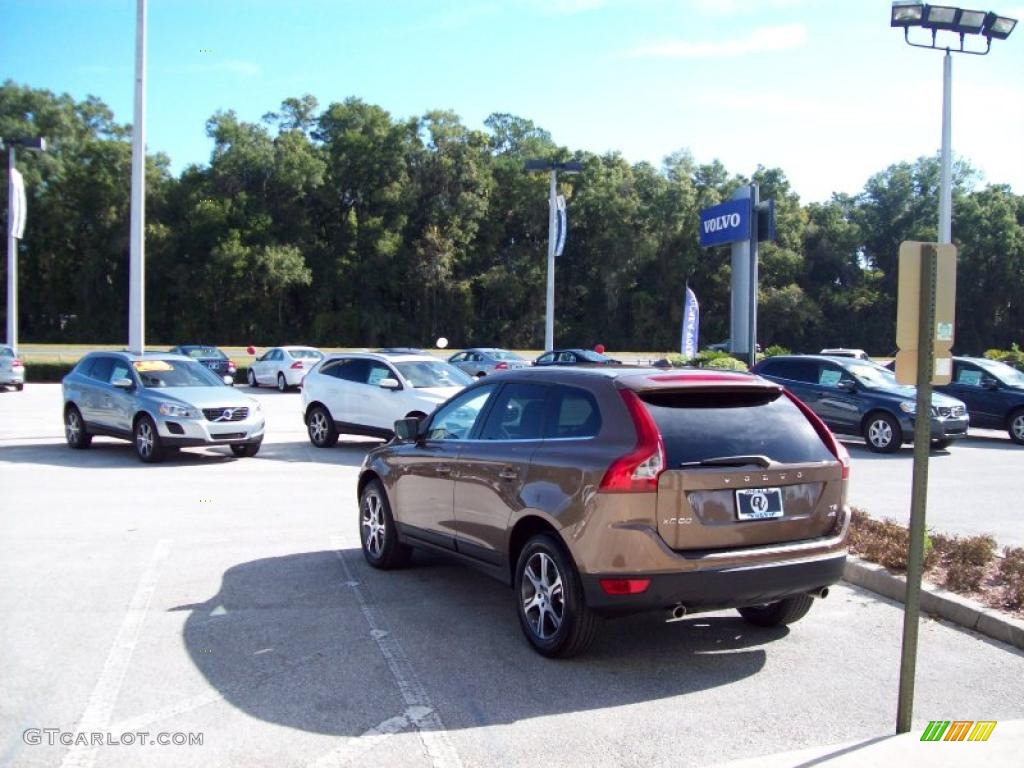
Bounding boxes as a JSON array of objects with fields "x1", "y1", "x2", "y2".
[
  {"x1": 525, "y1": 159, "x2": 582, "y2": 350},
  {"x1": 3, "y1": 136, "x2": 47, "y2": 354},
  {"x1": 889, "y1": 2, "x2": 1016, "y2": 736},
  {"x1": 891, "y1": 2, "x2": 1017, "y2": 244}
]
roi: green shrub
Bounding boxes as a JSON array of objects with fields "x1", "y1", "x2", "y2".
[
  {"x1": 763, "y1": 344, "x2": 791, "y2": 357},
  {"x1": 24, "y1": 362, "x2": 76, "y2": 383},
  {"x1": 692, "y1": 350, "x2": 749, "y2": 372},
  {"x1": 983, "y1": 344, "x2": 1024, "y2": 371}
]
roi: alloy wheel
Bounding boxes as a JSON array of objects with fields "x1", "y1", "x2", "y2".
[
  {"x1": 136, "y1": 420, "x2": 154, "y2": 459},
  {"x1": 521, "y1": 552, "x2": 565, "y2": 640},
  {"x1": 65, "y1": 410, "x2": 81, "y2": 444},
  {"x1": 868, "y1": 419, "x2": 892, "y2": 449},
  {"x1": 361, "y1": 490, "x2": 386, "y2": 558},
  {"x1": 1013, "y1": 413, "x2": 1024, "y2": 442},
  {"x1": 309, "y1": 410, "x2": 327, "y2": 443}
]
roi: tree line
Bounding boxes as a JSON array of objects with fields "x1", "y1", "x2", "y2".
[{"x1": 2, "y1": 81, "x2": 1022, "y2": 354}]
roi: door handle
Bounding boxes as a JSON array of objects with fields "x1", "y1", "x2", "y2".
[
  {"x1": 434, "y1": 465, "x2": 451, "y2": 475},
  {"x1": 499, "y1": 467, "x2": 518, "y2": 480}
]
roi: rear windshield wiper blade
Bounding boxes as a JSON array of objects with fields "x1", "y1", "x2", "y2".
[{"x1": 679, "y1": 455, "x2": 773, "y2": 469}]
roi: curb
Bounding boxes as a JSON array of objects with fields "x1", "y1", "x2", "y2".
[{"x1": 842, "y1": 556, "x2": 1024, "y2": 651}]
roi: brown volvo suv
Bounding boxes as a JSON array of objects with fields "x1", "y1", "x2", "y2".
[{"x1": 356, "y1": 367, "x2": 851, "y2": 657}]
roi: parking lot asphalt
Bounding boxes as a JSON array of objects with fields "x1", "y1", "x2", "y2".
[
  {"x1": 2, "y1": 384, "x2": 1023, "y2": 768},
  {"x1": 844, "y1": 432, "x2": 1024, "y2": 548}
]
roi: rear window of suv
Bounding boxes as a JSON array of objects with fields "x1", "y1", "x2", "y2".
[{"x1": 639, "y1": 390, "x2": 835, "y2": 466}]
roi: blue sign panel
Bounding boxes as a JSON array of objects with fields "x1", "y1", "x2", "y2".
[{"x1": 699, "y1": 198, "x2": 751, "y2": 248}]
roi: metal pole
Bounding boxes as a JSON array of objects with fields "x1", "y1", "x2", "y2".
[
  {"x1": 896, "y1": 243, "x2": 937, "y2": 733},
  {"x1": 938, "y1": 50, "x2": 952, "y2": 244},
  {"x1": 747, "y1": 183, "x2": 759, "y2": 368},
  {"x1": 128, "y1": 0, "x2": 147, "y2": 354},
  {"x1": 5, "y1": 146, "x2": 16, "y2": 353},
  {"x1": 544, "y1": 169, "x2": 557, "y2": 351}
]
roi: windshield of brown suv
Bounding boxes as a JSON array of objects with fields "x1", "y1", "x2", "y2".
[{"x1": 639, "y1": 390, "x2": 836, "y2": 466}]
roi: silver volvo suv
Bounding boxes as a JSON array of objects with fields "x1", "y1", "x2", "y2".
[{"x1": 62, "y1": 351, "x2": 265, "y2": 462}]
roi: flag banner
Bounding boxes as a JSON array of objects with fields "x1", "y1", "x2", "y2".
[
  {"x1": 555, "y1": 194, "x2": 567, "y2": 257},
  {"x1": 681, "y1": 285, "x2": 699, "y2": 358},
  {"x1": 10, "y1": 168, "x2": 26, "y2": 239}
]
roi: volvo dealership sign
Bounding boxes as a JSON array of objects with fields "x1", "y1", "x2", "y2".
[{"x1": 698, "y1": 198, "x2": 751, "y2": 247}]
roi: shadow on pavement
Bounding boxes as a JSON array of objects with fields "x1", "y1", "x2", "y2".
[
  {"x1": 0, "y1": 437, "x2": 374, "y2": 469},
  {"x1": 172, "y1": 548, "x2": 779, "y2": 736}
]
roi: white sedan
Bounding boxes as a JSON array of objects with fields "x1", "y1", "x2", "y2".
[
  {"x1": 247, "y1": 346, "x2": 324, "y2": 391},
  {"x1": 0, "y1": 346, "x2": 25, "y2": 391}
]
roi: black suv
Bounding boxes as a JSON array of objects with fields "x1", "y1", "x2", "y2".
[
  {"x1": 935, "y1": 356, "x2": 1024, "y2": 445},
  {"x1": 752, "y1": 355, "x2": 969, "y2": 453}
]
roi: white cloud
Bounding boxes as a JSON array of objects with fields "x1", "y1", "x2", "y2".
[{"x1": 626, "y1": 23, "x2": 807, "y2": 58}]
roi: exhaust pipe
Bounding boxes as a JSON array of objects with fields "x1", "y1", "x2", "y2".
[
  {"x1": 807, "y1": 587, "x2": 830, "y2": 600},
  {"x1": 666, "y1": 604, "x2": 688, "y2": 622}
]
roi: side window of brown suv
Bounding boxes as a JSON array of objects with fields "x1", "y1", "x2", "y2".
[
  {"x1": 547, "y1": 386, "x2": 601, "y2": 438},
  {"x1": 479, "y1": 383, "x2": 550, "y2": 440}
]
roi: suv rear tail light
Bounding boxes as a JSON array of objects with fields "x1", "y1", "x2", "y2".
[
  {"x1": 291, "y1": 361, "x2": 304, "y2": 369},
  {"x1": 599, "y1": 578, "x2": 651, "y2": 595},
  {"x1": 495, "y1": 361, "x2": 508, "y2": 370},
  {"x1": 228, "y1": 359, "x2": 237, "y2": 372},
  {"x1": 784, "y1": 390, "x2": 850, "y2": 479},
  {"x1": 12, "y1": 359, "x2": 22, "y2": 367},
  {"x1": 599, "y1": 389, "x2": 666, "y2": 493}
]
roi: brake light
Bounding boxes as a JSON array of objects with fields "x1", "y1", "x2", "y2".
[
  {"x1": 12, "y1": 359, "x2": 22, "y2": 367},
  {"x1": 495, "y1": 361, "x2": 508, "y2": 370},
  {"x1": 784, "y1": 390, "x2": 850, "y2": 479},
  {"x1": 291, "y1": 361, "x2": 304, "y2": 369},
  {"x1": 228, "y1": 359, "x2": 237, "y2": 372},
  {"x1": 599, "y1": 389, "x2": 666, "y2": 493},
  {"x1": 599, "y1": 578, "x2": 651, "y2": 595}
]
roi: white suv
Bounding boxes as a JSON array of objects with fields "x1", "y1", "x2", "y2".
[{"x1": 301, "y1": 351, "x2": 472, "y2": 446}]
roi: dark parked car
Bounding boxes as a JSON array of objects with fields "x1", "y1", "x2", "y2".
[
  {"x1": 357, "y1": 366, "x2": 850, "y2": 657},
  {"x1": 935, "y1": 356, "x2": 1024, "y2": 445},
  {"x1": 169, "y1": 345, "x2": 237, "y2": 384},
  {"x1": 533, "y1": 348, "x2": 621, "y2": 366},
  {"x1": 752, "y1": 355, "x2": 968, "y2": 453}
]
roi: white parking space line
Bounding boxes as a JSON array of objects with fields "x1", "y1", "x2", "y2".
[
  {"x1": 331, "y1": 540, "x2": 462, "y2": 768},
  {"x1": 307, "y1": 706, "x2": 434, "y2": 768},
  {"x1": 60, "y1": 539, "x2": 173, "y2": 768}
]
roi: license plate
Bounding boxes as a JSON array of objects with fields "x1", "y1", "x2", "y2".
[{"x1": 735, "y1": 488, "x2": 784, "y2": 521}]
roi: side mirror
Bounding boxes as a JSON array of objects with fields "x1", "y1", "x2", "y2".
[
  {"x1": 838, "y1": 379, "x2": 856, "y2": 392},
  {"x1": 394, "y1": 416, "x2": 421, "y2": 442},
  {"x1": 112, "y1": 377, "x2": 134, "y2": 389},
  {"x1": 379, "y1": 377, "x2": 401, "y2": 390}
]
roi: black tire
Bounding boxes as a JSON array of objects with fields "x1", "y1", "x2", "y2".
[
  {"x1": 306, "y1": 405, "x2": 339, "y2": 447},
  {"x1": 863, "y1": 412, "x2": 902, "y2": 453},
  {"x1": 230, "y1": 442, "x2": 261, "y2": 458},
  {"x1": 64, "y1": 405, "x2": 92, "y2": 449},
  {"x1": 359, "y1": 479, "x2": 411, "y2": 569},
  {"x1": 247, "y1": 368, "x2": 258, "y2": 387},
  {"x1": 133, "y1": 414, "x2": 165, "y2": 463},
  {"x1": 15, "y1": 382, "x2": 24, "y2": 391},
  {"x1": 514, "y1": 533, "x2": 598, "y2": 658},
  {"x1": 277, "y1": 373, "x2": 287, "y2": 392},
  {"x1": 932, "y1": 438, "x2": 954, "y2": 450},
  {"x1": 738, "y1": 594, "x2": 815, "y2": 627},
  {"x1": 1009, "y1": 409, "x2": 1024, "y2": 446}
]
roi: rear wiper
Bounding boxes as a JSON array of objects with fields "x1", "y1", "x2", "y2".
[{"x1": 679, "y1": 455, "x2": 773, "y2": 469}]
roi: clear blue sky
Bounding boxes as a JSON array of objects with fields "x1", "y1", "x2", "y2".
[{"x1": 3, "y1": 0, "x2": 1023, "y2": 202}]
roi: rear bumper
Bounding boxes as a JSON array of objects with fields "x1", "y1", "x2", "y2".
[
  {"x1": 581, "y1": 552, "x2": 846, "y2": 616},
  {"x1": 0, "y1": 368, "x2": 25, "y2": 385}
]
